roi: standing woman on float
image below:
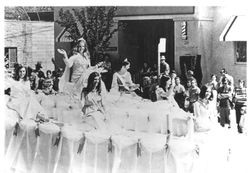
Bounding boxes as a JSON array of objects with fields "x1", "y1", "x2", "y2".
[{"x1": 57, "y1": 38, "x2": 103, "y2": 93}]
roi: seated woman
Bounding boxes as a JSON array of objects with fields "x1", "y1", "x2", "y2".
[
  {"x1": 6, "y1": 64, "x2": 46, "y2": 120},
  {"x1": 81, "y1": 72, "x2": 109, "y2": 130},
  {"x1": 155, "y1": 75, "x2": 175, "y2": 101},
  {"x1": 14, "y1": 65, "x2": 31, "y2": 89},
  {"x1": 193, "y1": 85, "x2": 214, "y2": 132},
  {"x1": 110, "y1": 58, "x2": 141, "y2": 97}
]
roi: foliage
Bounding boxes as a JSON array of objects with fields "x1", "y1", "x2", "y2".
[{"x1": 56, "y1": 7, "x2": 122, "y2": 64}]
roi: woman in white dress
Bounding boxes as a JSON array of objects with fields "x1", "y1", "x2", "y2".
[
  {"x1": 193, "y1": 85, "x2": 215, "y2": 132},
  {"x1": 156, "y1": 75, "x2": 174, "y2": 101},
  {"x1": 110, "y1": 58, "x2": 140, "y2": 95},
  {"x1": 57, "y1": 38, "x2": 104, "y2": 95},
  {"x1": 6, "y1": 65, "x2": 46, "y2": 120},
  {"x1": 81, "y1": 72, "x2": 113, "y2": 130}
]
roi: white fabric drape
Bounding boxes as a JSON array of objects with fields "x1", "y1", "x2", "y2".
[{"x1": 5, "y1": 114, "x2": 244, "y2": 173}]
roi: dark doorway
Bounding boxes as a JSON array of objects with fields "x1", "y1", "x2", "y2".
[{"x1": 118, "y1": 19, "x2": 174, "y2": 82}]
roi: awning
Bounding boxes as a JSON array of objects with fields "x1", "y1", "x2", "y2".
[{"x1": 219, "y1": 15, "x2": 247, "y2": 41}]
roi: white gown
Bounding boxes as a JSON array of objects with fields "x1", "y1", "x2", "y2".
[{"x1": 5, "y1": 77, "x2": 47, "y2": 120}]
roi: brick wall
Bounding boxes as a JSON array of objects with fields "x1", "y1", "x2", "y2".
[{"x1": 4, "y1": 20, "x2": 54, "y2": 72}]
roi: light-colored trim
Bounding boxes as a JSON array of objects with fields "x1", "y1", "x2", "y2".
[
  {"x1": 4, "y1": 20, "x2": 53, "y2": 23},
  {"x1": 114, "y1": 14, "x2": 196, "y2": 21},
  {"x1": 114, "y1": 15, "x2": 213, "y2": 22},
  {"x1": 219, "y1": 15, "x2": 237, "y2": 42}
]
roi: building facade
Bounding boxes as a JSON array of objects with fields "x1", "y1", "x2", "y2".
[
  {"x1": 5, "y1": 6, "x2": 246, "y2": 85},
  {"x1": 4, "y1": 20, "x2": 55, "y2": 72}
]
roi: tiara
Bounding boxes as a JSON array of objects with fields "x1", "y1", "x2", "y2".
[{"x1": 123, "y1": 58, "x2": 129, "y2": 62}]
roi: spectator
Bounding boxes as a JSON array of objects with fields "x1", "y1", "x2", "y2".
[
  {"x1": 234, "y1": 79, "x2": 247, "y2": 132},
  {"x1": 155, "y1": 75, "x2": 174, "y2": 100},
  {"x1": 149, "y1": 63, "x2": 157, "y2": 76},
  {"x1": 101, "y1": 54, "x2": 112, "y2": 91},
  {"x1": 42, "y1": 70, "x2": 55, "y2": 95},
  {"x1": 187, "y1": 70, "x2": 195, "y2": 82},
  {"x1": 35, "y1": 62, "x2": 45, "y2": 79},
  {"x1": 140, "y1": 62, "x2": 151, "y2": 77},
  {"x1": 187, "y1": 78, "x2": 200, "y2": 113},
  {"x1": 141, "y1": 76, "x2": 151, "y2": 99},
  {"x1": 239, "y1": 106, "x2": 248, "y2": 134},
  {"x1": 160, "y1": 56, "x2": 170, "y2": 77},
  {"x1": 219, "y1": 68, "x2": 234, "y2": 89},
  {"x1": 52, "y1": 70, "x2": 60, "y2": 92},
  {"x1": 29, "y1": 69, "x2": 38, "y2": 91},
  {"x1": 173, "y1": 76, "x2": 185, "y2": 109},
  {"x1": 37, "y1": 70, "x2": 45, "y2": 90},
  {"x1": 217, "y1": 77, "x2": 233, "y2": 128},
  {"x1": 207, "y1": 74, "x2": 218, "y2": 90},
  {"x1": 184, "y1": 78, "x2": 192, "y2": 111},
  {"x1": 207, "y1": 74, "x2": 219, "y2": 120}
]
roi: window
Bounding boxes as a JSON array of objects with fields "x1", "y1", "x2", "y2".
[
  {"x1": 5, "y1": 47, "x2": 17, "y2": 69},
  {"x1": 235, "y1": 41, "x2": 247, "y2": 64}
]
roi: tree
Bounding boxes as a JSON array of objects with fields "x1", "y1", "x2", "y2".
[{"x1": 56, "y1": 7, "x2": 122, "y2": 65}]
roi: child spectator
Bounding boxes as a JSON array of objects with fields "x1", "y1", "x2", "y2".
[
  {"x1": 29, "y1": 69, "x2": 38, "y2": 91},
  {"x1": 208, "y1": 74, "x2": 218, "y2": 90},
  {"x1": 219, "y1": 68, "x2": 234, "y2": 90},
  {"x1": 234, "y1": 79, "x2": 247, "y2": 132},
  {"x1": 184, "y1": 79, "x2": 192, "y2": 111},
  {"x1": 52, "y1": 70, "x2": 60, "y2": 92},
  {"x1": 217, "y1": 77, "x2": 233, "y2": 128},
  {"x1": 42, "y1": 70, "x2": 55, "y2": 95},
  {"x1": 187, "y1": 70, "x2": 194, "y2": 82},
  {"x1": 36, "y1": 70, "x2": 45, "y2": 91},
  {"x1": 101, "y1": 54, "x2": 112, "y2": 91},
  {"x1": 186, "y1": 78, "x2": 200, "y2": 113},
  {"x1": 141, "y1": 76, "x2": 151, "y2": 99},
  {"x1": 173, "y1": 76, "x2": 185, "y2": 109}
]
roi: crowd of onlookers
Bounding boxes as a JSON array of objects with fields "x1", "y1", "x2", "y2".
[
  {"x1": 139, "y1": 56, "x2": 247, "y2": 134},
  {"x1": 6, "y1": 62, "x2": 62, "y2": 95}
]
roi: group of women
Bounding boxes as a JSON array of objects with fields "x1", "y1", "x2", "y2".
[{"x1": 5, "y1": 38, "x2": 220, "y2": 135}]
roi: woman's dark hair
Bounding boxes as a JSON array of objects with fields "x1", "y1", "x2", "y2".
[
  {"x1": 35, "y1": 62, "x2": 42, "y2": 71},
  {"x1": 37, "y1": 70, "x2": 45, "y2": 78},
  {"x1": 103, "y1": 53, "x2": 111, "y2": 61},
  {"x1": 220, "y1": 68, "x2": 227, "y2": 74},
  {"x1": 221, "y1": 77, "x2": 229, "y2": 84},
  {"x1": 46, "y1": 70, "x2": 52, "y2": 76},
  {"x1": 117, "y1": 58, "x2": 130, "y2": 71},
  {"x1": 159, "y1": 75, "x2": 171, "y2": 92},
  {"x1": 83, "y1": 72, "x2": 101, "y2": 96},
  {"x1": 175, "y1": 76, "x2": 180, "y2": 81},
  {"x1": 210, "y1": 74, "x2": 216, "y2": 78},
  {"x1": 27, "y1": 66, "x2": 33, "y2": 77},
  {"x1": 122, "y1": 60, "x2": 130, "y2": 67},
  {"x1": 199, "y1": 85, "x2": 213, "y2": 101},
  {"x1": 14, "y1": 65, "x2": 28, "y2": 81}
]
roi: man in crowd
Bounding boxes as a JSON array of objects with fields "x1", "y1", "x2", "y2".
[
  {"x1": 219, "y1": 68, "x2": 234, "y2": 89},
  {"x1": 160, "y1": 55, "x2": 170, "y2": 77}
]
